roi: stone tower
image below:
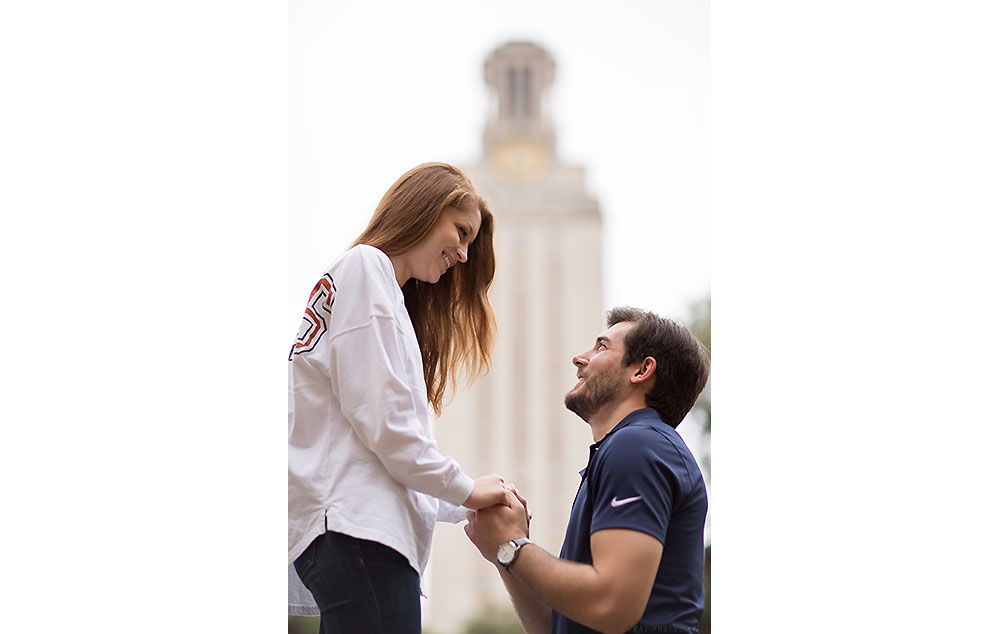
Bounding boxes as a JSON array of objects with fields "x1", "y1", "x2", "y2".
[{"x1": 426, "y1": 41, "x2": 605, "y2": 633}]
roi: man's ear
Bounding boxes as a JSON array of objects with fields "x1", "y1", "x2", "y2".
[{"x1": 630, "y1": 357, "x2": 656, "y2": 385}]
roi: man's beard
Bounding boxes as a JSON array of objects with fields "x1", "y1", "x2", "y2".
[{"x1": 564, "y1": 366, "x2": 625, "y2": 422}]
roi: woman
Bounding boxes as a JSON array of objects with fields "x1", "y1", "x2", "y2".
[{"x1": 288, "y1": 162, "x2": 507, "y2": 633}]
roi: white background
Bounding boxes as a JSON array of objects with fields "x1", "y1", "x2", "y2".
[{"x1": 3, "y1": 1, "x2": 999, "y2": 632}]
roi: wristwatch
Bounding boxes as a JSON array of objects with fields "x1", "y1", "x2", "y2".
[{"x1": 497, "y1": 537, "x2": 532, "y2": 571}]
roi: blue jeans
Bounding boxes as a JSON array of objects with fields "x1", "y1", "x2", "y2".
[{"x1": 293, "y1": 531, "x2": 421, "y2": 634}]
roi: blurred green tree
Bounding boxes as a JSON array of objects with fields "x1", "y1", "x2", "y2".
[
  {"x1": 688, "y1": 296, "x2": 711, "y2": 477},
  {"x1": 700, "y1": 544, "x2": 711, "y2": 633},
  {"x1": 288, "y1": 615, "x2": 318, "y2": 634},
  {"x1": 687, "y1": 296, "x2": 711, "y2": 634}
]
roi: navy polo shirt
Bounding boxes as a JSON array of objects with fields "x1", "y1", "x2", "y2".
[{"x1": 553, "y1": 408, "x2": 707, "y2": 634}]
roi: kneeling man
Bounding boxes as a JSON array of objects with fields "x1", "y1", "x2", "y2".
[{"x1": 466, "y1": 306, "x2": 710, "y2": 634}]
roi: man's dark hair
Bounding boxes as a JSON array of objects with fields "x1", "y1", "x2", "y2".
[{"x1": 607, "y1": 306, "x2": 710, "y2": 428}]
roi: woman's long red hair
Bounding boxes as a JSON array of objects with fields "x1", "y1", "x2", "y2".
[{"x1": 352, "y1": 162, "x2": 496, "y2": 415}]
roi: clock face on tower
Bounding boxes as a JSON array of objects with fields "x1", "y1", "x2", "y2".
[{"x1": 489, "y1": 137, "x2": 551, "y2": 181}]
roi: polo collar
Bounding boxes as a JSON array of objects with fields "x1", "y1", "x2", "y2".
[
  {"x1": 580, "y1": 408, "x2": 663, "y2": 477},
  {"x1": 595, "y1": 407, "x2": 662, "y2": 447}
]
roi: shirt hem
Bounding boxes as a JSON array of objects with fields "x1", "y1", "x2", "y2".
[
  {"x1": 288, "y1": 604, "x2": 320, "y2": 617},
  {"x1": 326, "y1": 515, "x2": 427, "y2": 578}
]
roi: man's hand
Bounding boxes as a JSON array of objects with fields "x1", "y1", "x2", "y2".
[
  {"x1": 464, "y1": 487, "x2": 530, "y2": 563},
  {"x1": 510, "y1": 486, "x2": 532, "y2": 537}
]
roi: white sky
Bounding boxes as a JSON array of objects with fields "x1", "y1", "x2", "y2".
[{"x1": 290, "y1": 0, "x2": 709, "y2": 336}]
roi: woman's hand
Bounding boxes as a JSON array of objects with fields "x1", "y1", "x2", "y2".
[
  {"x1": 463, "y1": 473, "x2": 510, "y2": 509},
  {"x1": 464, "y1": 488, "x2": 529, "y2": 562}
]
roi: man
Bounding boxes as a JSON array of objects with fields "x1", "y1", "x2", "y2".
[{"x1": 465, "y1": 307, "x2": 710, "y2": 634}]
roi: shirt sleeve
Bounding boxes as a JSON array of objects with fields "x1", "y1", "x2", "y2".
[
  {"x1": 436, "y1": 500, "x2": 470, "y2": 524},
  {"x1": 325, "y1": 250, "x2": 474, "y2": 507},
  {"x1": 588, "y1": 426, "x2": 678, "y2": 544}
]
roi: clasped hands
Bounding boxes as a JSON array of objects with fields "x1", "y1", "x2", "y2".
[{"x1": 464, "y1": 475, "x2": 531, "y2": 566}]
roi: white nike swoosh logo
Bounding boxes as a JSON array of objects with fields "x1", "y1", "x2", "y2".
[{"x1": 610, "y1": 495, "x2": 642, "y2": 508}]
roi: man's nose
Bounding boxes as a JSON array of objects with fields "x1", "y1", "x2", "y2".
[{"x1": 572, "y1": 354, "x2": 587, "y2": 368}]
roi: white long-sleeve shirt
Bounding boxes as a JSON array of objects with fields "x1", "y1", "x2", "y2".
[{"x1": 287, "y1": 245, "x2": 474, "y2": 613}]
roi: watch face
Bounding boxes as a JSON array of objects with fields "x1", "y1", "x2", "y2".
[{"x1": 497, "y1": 541, "x2": 516, "y2": 565}]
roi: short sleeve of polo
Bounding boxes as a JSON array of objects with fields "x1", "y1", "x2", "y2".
[{"x1": 588, "y1": 425, "x2": 678, "y2": 544}]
